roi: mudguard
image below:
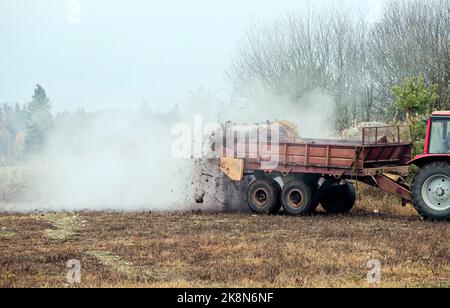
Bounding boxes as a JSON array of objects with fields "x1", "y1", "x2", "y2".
[{"x1": 408, "y1": 154, "x2": 450, "y2": 166}]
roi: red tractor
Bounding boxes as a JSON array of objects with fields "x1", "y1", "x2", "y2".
[{"x1": 408, "y1": 111, "x2": 450, "y2": 221}]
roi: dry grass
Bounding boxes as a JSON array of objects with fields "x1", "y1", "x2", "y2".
[
  {"x1": 0, "y1": 194, "x2": 448, "y2": 288},
  {"x1": 41, "y1": 214, "x2": 84, "y2": 241}
]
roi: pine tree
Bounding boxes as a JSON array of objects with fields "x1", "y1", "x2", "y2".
[
  {"x1": 25, "y1": 85, "x2": 53, "y2": 154},
  {"x1": 393, "y1": 76, "x2": 439, "y2": 156},
  {"x1": 392, "y1": 76, "x2": 439, "y2": 123}
]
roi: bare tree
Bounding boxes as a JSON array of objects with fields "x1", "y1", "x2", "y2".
[{"x1": 227, "y1": 0, "x2": 449, "y2": 130}]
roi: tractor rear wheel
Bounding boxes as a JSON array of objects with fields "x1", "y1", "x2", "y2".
[
  {"x1": 412, "y1": 162, "x2": 450, "y2": 221},
  {"x1": 319, "y1": 180, "x2": 356, "y2": 214},
  {"x1": 281, "y1": 179, "x2": 318, "y2": 215},
  {"x1": 247, "y1": 179, "x2": 281, "y2": 214}
]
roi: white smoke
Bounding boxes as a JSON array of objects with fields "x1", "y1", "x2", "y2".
[
  {"x1": 0, "y1": 87, "x2": 336, "y2": 212},
  {"x1": 368, "y1": 0, "x2": 383, "y2": 25},
  {"x1": 2, "y1": 111, "x2": 196, "y2": 212},
  {"x1": 183, "y1": 85, "x2": 336, "y2": 138}
]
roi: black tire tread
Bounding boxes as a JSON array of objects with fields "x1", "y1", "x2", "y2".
[
  {"x1": 281, "y1": 179, "x2": 318, "y2": 215},
  {"x1": 319, "y1": 181, "x2": 356, "y2": 214},
  {"x1": 246, "y1": 179, "x2": 281, "y2": 215},
  {"x1": 270, "y1": 180, "x2": 283, "y2": 214},
  {"x1": 412, "y1": 162, "x2": 450, "y2": 221}
]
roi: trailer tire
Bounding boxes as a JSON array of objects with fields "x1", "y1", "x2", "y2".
[
  {"x1": 247, "y1": 179, "x2": 281, "y2": 214},
  {"x1": 319, "y1": 181, "x2": 356, "y2": 214},
  {"x1": 412, "y1": 162, "x2": 450, "y2": 221},
  {"x1": 281, "y1": 179, "x2": 318, "y2": 215}
]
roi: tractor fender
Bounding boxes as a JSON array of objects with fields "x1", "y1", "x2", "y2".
[{"x1": 408, "y1": 154, "x2": 450, "y2": 167}]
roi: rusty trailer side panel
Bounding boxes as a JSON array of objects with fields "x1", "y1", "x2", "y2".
[{"x1": 223, "y1": 139, "x2": 412, "y2": 178}]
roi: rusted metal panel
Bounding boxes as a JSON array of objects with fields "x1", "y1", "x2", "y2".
[
  {"x1": 288, "y1": 146, "x2": 358, "y2": 159},
  {"x1": 362, "y1": 144, "x2": 412, "y2": 167},
  {"x1": 241, "y1": 155, "x2": 357, "y2": 169},
  {"x1": 244, "y1": 162, "x2": 347, "y2": 177},
  {"x1": 372, "y1": 174, "x2": 413, "y2": 201},
  {"x1": 223, "y1": 135, "x2": 412, "y2": 178},
  {"x1": 363, "y1": 166, "x2": 411, "y2": 176}
]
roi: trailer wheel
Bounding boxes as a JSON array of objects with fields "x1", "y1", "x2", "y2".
[
  {"x1": 281, "y1": 179, "x2": 318, "y2": 215},
  {"x1": 412, "y1": 162, "x2": 450, "y2": 221},
  {"x1": 319, "y1": 181, "x2": 356, "y2": 214},
  {"x1": 247, "y1": 179, "x2": 281, "y2": 214}
]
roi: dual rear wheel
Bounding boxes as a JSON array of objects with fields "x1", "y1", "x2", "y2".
[
  {"x1": 247, "y1": 177, "x2": 356, "y2": 216},
  {"x1": 246, "y1": 179, "x2": 282, "y2": 214},
  {"x1": 281, "y1": 179, "x2": 319, "y2": 215}
]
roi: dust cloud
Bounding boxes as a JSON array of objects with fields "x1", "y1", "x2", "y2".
[{"x1": 1, "y1": 88, "x2": 336, "y2": 212}]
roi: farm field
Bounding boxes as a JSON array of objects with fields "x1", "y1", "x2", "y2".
[{"x1": 0, "y1": 195, "x2": 449, "y2": 288}]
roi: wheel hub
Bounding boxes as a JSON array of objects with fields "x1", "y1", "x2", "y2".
[
  {"x1": 422, "y1": 175, "x2": 450, "y2": 211},
  {"x1": 254, "y1": 189, "x2": 269, "y2": 207},
  {"x1": 288, "y1": 189, "x2": 304, "y2": 208},
  {"x1": 431, "y1": 184, "x2": 449, "y2": 201}
]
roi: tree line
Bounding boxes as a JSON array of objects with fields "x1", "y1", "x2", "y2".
[
  {"x1": 0, "y1": 85, "x2": 182, "y2": 164},
  {"x1": 227, "y1": 0, "x2": 449, "y2": 132},
  {"x1": 0, "y1": 85, "x2": 52, "y2": 162}
]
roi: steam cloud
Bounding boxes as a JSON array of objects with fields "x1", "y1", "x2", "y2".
[{"x1": 1, "y1": 87, "x2": 336, "y2": 212}]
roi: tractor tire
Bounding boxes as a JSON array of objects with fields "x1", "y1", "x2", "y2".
[
  {"x1": 412, "y1": 162, "x2": 450, "y2": 221},
  {"x1": 319, "y1": 180, "x2": 356, "y2": 214},
  {"x1": 247, "y1": 179, "x2": 282, "y2": 214},
  {"x1": 281, "y1": 179, "x2": 318, "y2": 215}
]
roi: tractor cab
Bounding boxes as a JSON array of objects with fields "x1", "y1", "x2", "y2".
[
  {"x1": 427, "y1": 111, "x2": 450, "y2": 154},
  {"x1": 407, "y1": 111, "x2": 450, "y2": 169}
]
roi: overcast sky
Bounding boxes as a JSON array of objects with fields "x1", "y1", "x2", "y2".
[{"x1": 0, "y1": 0, "x2": 385, "y2": 112}]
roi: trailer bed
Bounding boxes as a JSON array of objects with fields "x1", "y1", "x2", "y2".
[{"x1": 222, "y1": 127, "x2": 412, "y2": 178}]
